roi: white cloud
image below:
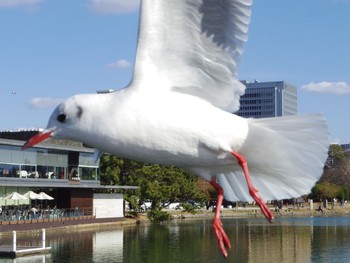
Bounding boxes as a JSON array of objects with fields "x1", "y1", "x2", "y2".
[
  {"x1": 29, "y1": 97, "x2": 64, "y2": 109},
  {"x1": 107, "y1": 59, "x2": 132, "y2": 69},
  {"x1": 88, "y1": 0, "x2": 140, "y2": 14},
  {"x1": 0, "y1": 0, "x2": 44, "y2": 8},
  {"x1": 301, "y1": 81, "x2": 350, "y2": 95}
]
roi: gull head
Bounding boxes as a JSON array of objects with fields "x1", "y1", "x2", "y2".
[{"x1": 23, "y1": 95, "x2": 89, "y2": 149}]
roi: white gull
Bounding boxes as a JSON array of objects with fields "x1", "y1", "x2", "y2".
[{"x1": 23, "y1": 0, "x2": 329, "y2": 258}]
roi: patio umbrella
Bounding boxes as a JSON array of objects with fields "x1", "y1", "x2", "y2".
[
  {"x1": 23, "y1": 191, "x2": 40, "y2": 200},
  {"x1": 37, "y1": 192, "x2": 54, "y2": 200},
  {"x1": 4, "y1": 192, "x2": 27, "y2": 206},
  {"x1": 37, "y1": 192, "x2": 54, "y2": 209},
  {"x1": 4, "y1": 192, "x2": 27, "y2": 201},
  {"x1": 24, "y1": 190, "x2": 40, "y2": 208}
]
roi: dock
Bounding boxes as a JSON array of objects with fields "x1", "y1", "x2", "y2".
[{"x1": 0, "y1": 229, "x2": 51, "y2": 258}]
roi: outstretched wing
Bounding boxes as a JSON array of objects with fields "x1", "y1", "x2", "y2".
[{"x1": 131, "y1": 0, "x2": 252, "y2": 113}]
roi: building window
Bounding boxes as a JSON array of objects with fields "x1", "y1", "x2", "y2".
[
  {"x1": 79, "y1": 166, "x2": 99, "y2": 181},
  {"x1": 0, "y1": 163, "x2": 20, "y2": 178},
  {"x1": 0, "y1": 140, "x2": 99, "y2": 182}
]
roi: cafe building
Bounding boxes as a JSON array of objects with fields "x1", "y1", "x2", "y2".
[{"x1": 0, "y1": 130, "x2": 136, "y2": 229}]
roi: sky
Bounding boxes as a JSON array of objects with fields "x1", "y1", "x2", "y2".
[{"x1": 0, "y1": 0, "x2": 349, "y2": 143}]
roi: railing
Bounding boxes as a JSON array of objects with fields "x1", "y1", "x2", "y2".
[{"x1": 0, "y1": 207, "x2": 94, "y2": 222}]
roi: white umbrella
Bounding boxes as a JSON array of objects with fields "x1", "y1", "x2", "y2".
[
  {"x1": 23, "y1": 191, "x2": 40, "y2": 200},
  {"x1": 4, "y1": 192, "x2": 27, "y2": 200},
  {"x1": 37, "y1": 192, "x2": 54, "y2": 200},
  {"x1": 24, "y1": 190, "x2": 40, "y2": 208},
  {"x1": 37, "y1": 192, "x2": 54, "y2": 210},
  {"x1": 4, "y1": 192, "x2": 27, "y2": 207}
]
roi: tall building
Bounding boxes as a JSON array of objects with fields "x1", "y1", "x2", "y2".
[{"x1": 236, "y1": 80, "x2": 297, "y2": 118}]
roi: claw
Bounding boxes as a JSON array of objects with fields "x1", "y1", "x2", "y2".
[
  {"x1": 251, "y1": 189, "x2": 274, "y2": 222},
  {"x1": 210, "y1": 180, "x2": 232, "y2": 258},
  {"x1": 231, "y1": 151, "x2": 274, "y2": 223},
  {"x1": 208, "y1": 150, "x2": 275, "y2": 258},
  {"x1": 213, "y1": 218, "x2": 231, "y2": 258}
]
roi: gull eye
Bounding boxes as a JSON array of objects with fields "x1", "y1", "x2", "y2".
[
  {"x1": 57, "y1": 113, "x2": 67, "y2": 123},
  {"x1": 77, "y1": 106, "x2": 83, "y2": 118}
]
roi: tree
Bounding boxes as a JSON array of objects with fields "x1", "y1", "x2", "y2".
[
  {"x1": 135, "y1": 164, "x2": 207, "y2": 210},
  {"x1": 338, "y1": 186, "x2": 349, "y2": 201},
  {"x1": 321, "y1": 149, "x2": 350, "y2": 191},
  {"x1": 99, "y1": 155, "x2": 122, "y2": 185},
  {"x1": 99, "y1": 155, "x2": 145, "y2": 186},
  {"x1": 328, "y1": 144, "x2": 345, "y2": 167},
  {"x1": 310, "y1": 182, "x2": 348, "y2": 201},
  {"x1": 99, "y1": 154, "x2": 207, "y2": 222}
]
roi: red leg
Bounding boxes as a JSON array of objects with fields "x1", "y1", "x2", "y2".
[
  {"x1": 231, "y1": 151, "x2": 274, "y2": 223},
  {"x1": 209, "y1": 180, "x2": 231, "y2": 258}
]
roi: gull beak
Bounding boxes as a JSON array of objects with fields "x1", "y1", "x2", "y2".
[{"x1": 22, "y1": 127, "x2": 56, "y2": 150}]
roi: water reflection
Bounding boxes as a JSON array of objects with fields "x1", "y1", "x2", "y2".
[
  {"x1": 93, "y1": 230, "x2": 123, "y2": 262},
  {"x1": 235, "y1": 219, "x2": 313, "y2": 263},
  {"x1": 7, "y1": 255, "x2": 50, "y2": 263},
  {"x1": 123, "y1": 217, "x2": 350, "y2": 263},
  {"x1": 0, "y1": 217, "x2": 349, "y2": 262}
]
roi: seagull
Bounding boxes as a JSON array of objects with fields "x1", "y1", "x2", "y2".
[{"x1": 23, "y1": 0, "x2": 329, "y2": 258}]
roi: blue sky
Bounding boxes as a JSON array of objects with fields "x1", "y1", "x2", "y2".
[{"x1": 1, "y1": 0, "x2": 349, "y2": 143}]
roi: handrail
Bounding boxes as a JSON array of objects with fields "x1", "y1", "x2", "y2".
[{"x1": 0, "y1": 207, "x2": 94, "y2": 222}]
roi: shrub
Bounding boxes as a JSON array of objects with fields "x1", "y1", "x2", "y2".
[{"x1": 147, "y1": 210, "x2": 171, "y2": 223}]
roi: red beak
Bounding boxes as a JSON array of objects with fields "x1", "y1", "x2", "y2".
[{"x1": 22, "y1": 128, "x2": 56, "y2": 150}]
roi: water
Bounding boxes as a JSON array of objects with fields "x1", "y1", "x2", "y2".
[{"x1": 1, "y1": 216, "x2": 350, "y2": 263}]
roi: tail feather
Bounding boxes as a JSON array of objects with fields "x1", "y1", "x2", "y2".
[{"x1": 218, "y1": 114, "x2": 329, "y2": 202}]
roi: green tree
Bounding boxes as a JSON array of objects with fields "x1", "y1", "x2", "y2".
[
  {"x1": 99, "y1": 155, "x2": 144, "y2": 186},
  {"x1": 135, "y1": 164, "x2": 207, "y2": 210},
  {"x1": 99, "y1": 154, "x2": 207, "y2": 222},
  {"x1": 328, "y1": 144, "x2": 345, "y2": 166},
  {"x1": 337, "y1": 186, "x2": 349, "y2": 201},
  {"x1": 310, "y1": 181, "x2": 345, "y2": 201},
  {"x1": 99, "y1": 154, "x2": 122, "y2": 185}
]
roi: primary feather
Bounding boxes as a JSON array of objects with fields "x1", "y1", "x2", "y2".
[{"x1": 133, "y1": 0, "x2": 252, "y2": 112}]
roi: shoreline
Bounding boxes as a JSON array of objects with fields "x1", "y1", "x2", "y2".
[
  {"x1": 2, "y1": 205, "x2": 350, "y2": 236},
  {"x1": 167, "y1": 205, "x2": 350, "y2": 220}
]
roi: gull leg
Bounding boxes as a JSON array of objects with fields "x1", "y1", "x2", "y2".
[
  {"x1": 209, "y1": 180, "x2": 231, "y2": 258},
  {"x1": 231, "y1": 151, "x2": 274, "y2": 222}
]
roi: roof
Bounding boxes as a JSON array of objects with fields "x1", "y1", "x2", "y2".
[
  {"x1": 0, "y1": 130, "x2": 96, "y2": 152},
  {"x1": 0, "y1": 177, "x2": 138, "y2": 190},
  {"x1": 0, "y1": 137, "x2": 95, "y2": 153}
]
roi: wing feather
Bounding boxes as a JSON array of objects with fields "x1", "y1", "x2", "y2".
[{"x1": 131, "y1": 0, "x2": 252, "y2": 112}]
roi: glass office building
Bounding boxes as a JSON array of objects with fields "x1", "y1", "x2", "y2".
[
  {"x1": 0, "y1": 132, "x2": 99, "y2": 182},
  {"x1": 237, "y1": 80, "x2": 297, "y2": 118}
]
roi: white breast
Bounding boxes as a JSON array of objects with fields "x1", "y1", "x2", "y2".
[{"x1": 89, "y1": 90, "x2": 249, "y2": 167}]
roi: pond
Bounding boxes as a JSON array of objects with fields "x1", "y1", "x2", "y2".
[{"x1": 1, "y1": 216, "x2": 350, "y2": 263}]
